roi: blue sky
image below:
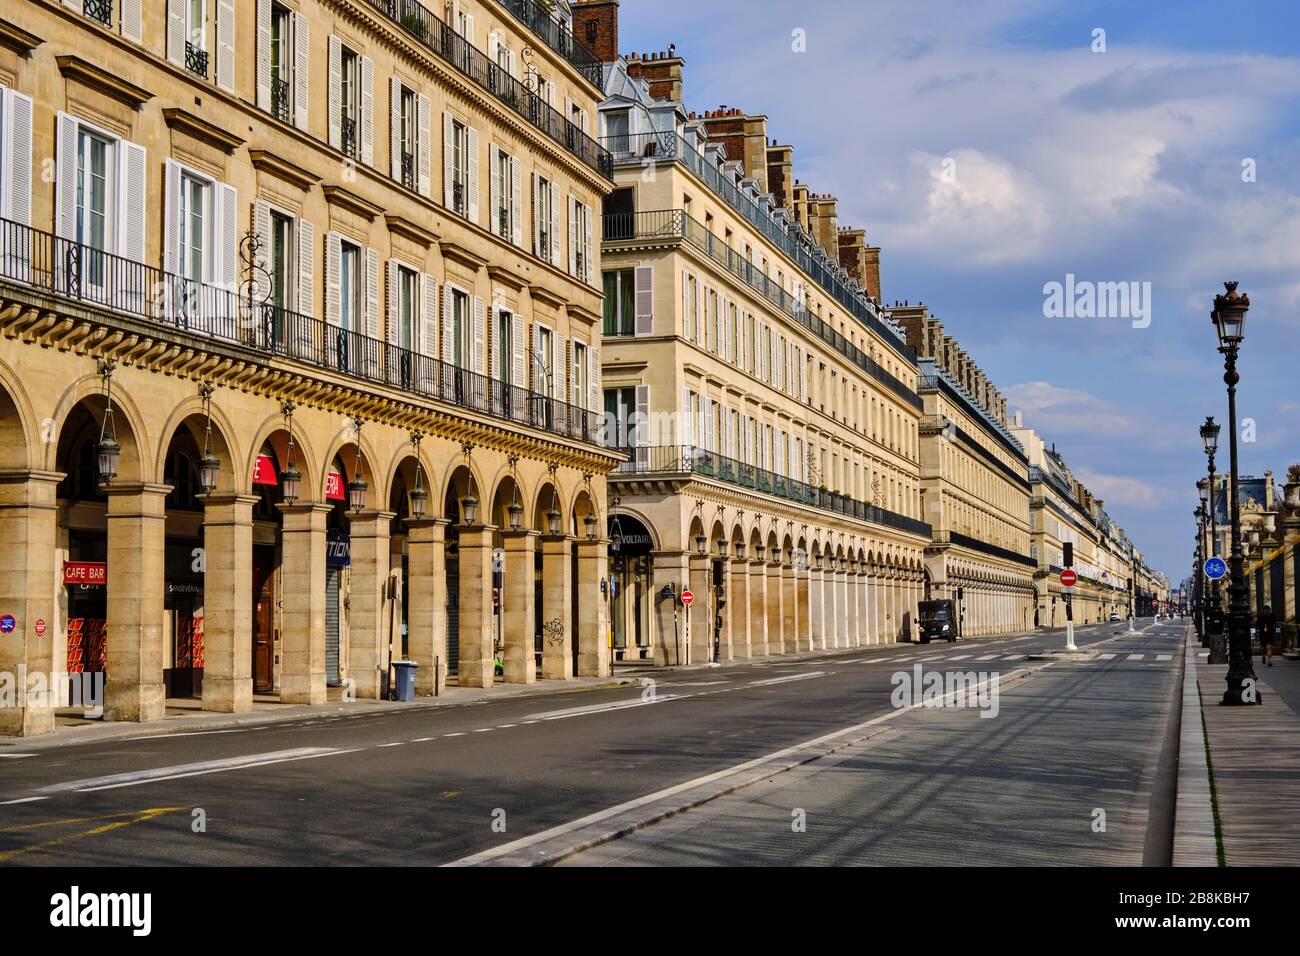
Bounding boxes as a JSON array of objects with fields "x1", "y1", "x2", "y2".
[{"x1": 616, "y1": 0, "x2": 1300, "y2": 582}]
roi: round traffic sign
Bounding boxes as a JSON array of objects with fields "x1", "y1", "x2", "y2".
[
  {"x1": 34, "y1": 619, "x2": 45, "y2": 637},
  {"x1": 681, "y1": 589, "x2": 694, "y2": 607},
  {"x1": 1059, "y1": 569, "x2": 1078, "y2": 588},
  {"x1": 0, "y1": 614, "x2": 14, "y2": 633},
  {"x1": 1204, "y1": 557, "x2": 1227, "y2": 581}
]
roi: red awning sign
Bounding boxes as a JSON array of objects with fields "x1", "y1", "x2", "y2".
[
  {"x1": 326, "y1": 469, "x2": 345, "y2": 502},
  {"x1": 252, "y1": 454, "x2": 278, "y2": 486},
  {"x1": 64, "y1": 561, "x2": 107, "y2": 585}
]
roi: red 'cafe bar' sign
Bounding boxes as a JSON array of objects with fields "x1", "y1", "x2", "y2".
[{"x1": 64, "y1": 561, "x2": 107, "y2": 585}]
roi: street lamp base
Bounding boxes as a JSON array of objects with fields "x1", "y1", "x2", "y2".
[{"x1": 1221, "y1": 681, "x2": 1262, "y2": 706}]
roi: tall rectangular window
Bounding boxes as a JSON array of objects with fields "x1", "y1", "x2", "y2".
[
  {"x1": 602, "y1": 269, "x2": 635, "y2": 336},
  {"x1": 573, "y1": 342, "x2": 587, "y2": 407},
  {"x1": 75, "y1": 129, "x2": 112, "y2": 286},
  {"x1": 270, "y1": 4, "x2": 293, "y2": 121},
  {"x1": 340, "y1": 47, "x2": 360, "y2": 159},
  {"x1": 535, "y1": 173, "x2": 554, "y2": 260},
  {"x1": 399, "y1": 88, "x2": 417, "y2": 190},
  {"x1": 495, "y1": 147, "x2": 512, "y2": 239},
  {"x1": 450, "y1": 118, "x2": 468, "y2": 215},
  {"x1": 178, "y1": 172, "x2": 209, "y2": 284},
  {"x1": 397, "y1": 264, "x2": 416, "y2": 351},
  {"x1": 450, "y1": 287, "x2": 469, "y2": 367},
  {"x1": 185, "y1": 0, "x2": 208, "y2": 77},
  {"x1": 339, "y1": 240, "x2": 360, "y2": 331}
]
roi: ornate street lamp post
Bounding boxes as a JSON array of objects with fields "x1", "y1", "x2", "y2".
[
  {"x1": 1210, "y1": 283, "x2": 1259, "y2": 704},
  {"x1": 1200, "y1": 417, "x2": 1225, "y2": 662}
]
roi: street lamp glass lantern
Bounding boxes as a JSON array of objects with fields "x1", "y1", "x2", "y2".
[
  {"x1": 96, "y1": 437, "x2": 120, "y2": 486},
  {"x1": 717, "y1": 538, "x2": 729, "y2": 555},
  {"x1": 280, "y1": 461, "x2": 301, "y2": 504},
  {"x1": 198, "y1": 453, "x2": 221, "y2": 495},
  {"x1": 695, "y1": 533, "x2": 706, "y2": 555},
  {"x1": 508, "y1": 500, "x2": 524, "y2": 531},
  {"x1": 734, "y1": 540, "x2": 745, "y2": 559},
  {"x1": 461, "y1": 495, "x2": 479, "y2": 526},
  {"x1": 1199, "y1": 417, "x2": 1219, "y2": 455},
  {"x1": 1211, "y1": 284, "x2": 1247, "y2": 348},
  {"x1": 547, "y1": 508, "x2": 562, "y2": 535},
  {"x1": 584, "y1": 513, "x2": 598, "y2": 540},
  {"x1": 409, "y1": 484, "x2": 429, "y2": 520},
  {"x1": 347, "y1": 476, "x2": 368, "y2": 514}
]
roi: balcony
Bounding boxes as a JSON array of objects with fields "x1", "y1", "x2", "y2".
[
  {"x1": 603, "y1": 210, "x2": 922, "y2": 411},
  {"x1": 946, "y1": 531, "x2": 1036, "y2": 568},
  {"x1": 0, "y1": 217, "x2": 603, "y2": 449},
  {"x1": 340, "y1": 115, "x2": 358, "y2": 160},
  {"x1": 271, "y1": 75, "x2": 291, "y2": 124},
  {"x1": 612, "y1": 444, "x2": 932, "y2": 538},
  {"x1": 363, "y1": 0, "x2": 611, "y2": 179},
  {"x1": 496, "y1": 0, "x2": 604, "y2": 89},
  {"x1": 401, "y1": 151, "x2": 415, "y2": 191},
  {"x1": 603, "y1": 132, "x2": 910, "y2": 362},
  {"x1": 185, "y1": 42, "x2": 209, "y2": 79}
]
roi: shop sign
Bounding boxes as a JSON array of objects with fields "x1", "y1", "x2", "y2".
[
  {"x1": 326, "y1": 469, "x2": 346, "y2": 502},
  {"x1": 327, "y1": 530, "x2": 351, "y2": 567},
  {"x1": 64, "y1": 562, "x2": 107, "y2": 586},
  {"x1": 252, "y1": 454, "x2": 278, "y2": 486}
]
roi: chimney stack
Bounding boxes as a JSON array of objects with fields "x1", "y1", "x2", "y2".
[{"x1": 571, "y1": 0, "x2": 620, "y2": 64}]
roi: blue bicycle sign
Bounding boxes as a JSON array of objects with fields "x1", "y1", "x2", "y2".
[{"x1": 1203, "y1": 556, "x2": 1227, "y2": 580}]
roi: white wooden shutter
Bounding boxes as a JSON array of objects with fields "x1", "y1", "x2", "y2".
[
  {"x1": 634, "y1": 265, "x2": 653, "y2": 335},
  {"x1": 360, "y1": 56, "x2": 374, "y2": 166},
  {"x1": 694, "y1": 277, "x2": 703, "y2": 345},
  {"x1": 441, "y1": 285, "x2": 454, "y2": 365},
  {"x1": 466, "y1": 125, "x2": 480, "y2": 224},
  {"x1": 589, "y1": 347, "x2": 600, "y2": 413},
  {"x1": 167, "y1": 0, "x2": 185, "y2": 66},
  {"x1": 390, "y1": 77, "x2": 403, "y2": 181},
  {"x1": 531, "y1": 172, "x2": 542, "y2": 254},
  {"x1": 256, "y1": 0, "x2": 271, "y2": 111},
  {"x1": 386, "y1": 259, "x2": 399, "y2": 347},
  {"x1": 463, "y1": 12, "x2": 474, "y2": 45},
  {"x1": 293, "y1": 14, "x2": 310, "y2": 130},
  {"x1": 569, "y1": 339, "x2": 580, "y2": 404},
  {"x1": 681, "y1": 388, "x2": 691, "y2": 446},
  {"x1": 54, "y1": 112, "x2": 78, "y2": 240},
  {"x1": 489, "y1": 143, "x2": 501, "y2": 234},
  {"x1": 120, "y1": 0, "x2": 143, "y2": 43},
  {"x1": 1, "y1": 90, "x2": 34, "y2": 227},
  {"x1": 635, "y1": 385, "x2": 649, "y2": 465},
  {"x1": 531, "y1": 323, "x2": 542, "y2": 391},
  {"x1": 113, "y1": 137, "x2": 145, "y2": 260},
  {"x1": 296, "y1": 216, "x2": 314, "y2": 316},
  {"x1": 487, "y1": 302, "x2": 499, "y2": 381},
  {"x1": 552, "y1": 332, "x2": 565, "y2": 400},
  {"x1": 681, "y1": 273, "x2": 690, "y2": 340},
  {"x1": 512, "y1": 314, "x2": 526, "y2": 391},
  {"x1": 215, "y1": 181, "x2": 238, "y2": 291},
  {"x1": 471, "y1": 294, "x2": 485, "y2": 375},
  {"x1": 549, "y1": 181, "x2": 560, "y2": 266},
  {"x1": 162, "y1": 158, "x2": 181, "y2": 274},
  {"x1": 365, "y1": 247, "x2": 379, "y2": 336},
  {"x1": 568, "y1": 197, "x2": 578, "y2": 276},
  {"x1": 442, "y1": 112, "x2": 454, "y2": 208},
  {"x1": 416, "y1": 93, "x2": 430, "y2": 196},
  {"x1": 216, "y1": 0, "x2": 236, "y2": 92},
  {"x1": 327, "y1": 37, "x2": 342, "y2": 150},
  {"x1": 325, "y1": 231, "x2": 342, "y2": 326},
  {"x1": 582, "y1": 203, "x2": 593, "y2": 284},
  {"x1": 510, "y1": 156, "x2": 522, "y2": 246},
  {"x1": 421, "y1": 272, "x2": 438, "y2": 359}
]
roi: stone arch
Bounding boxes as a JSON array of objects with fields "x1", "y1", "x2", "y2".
[
  {"x1": 488, "y1": 472, "x2": 526, "y2": 531},
  {"x1": 320, "y1": 426, "x2": 385, "y2": 511},
  {"x1": 532, "y1": 478, "x2": 565, "y2": 533},
  {"x1": 51, "y1": 372, "x2": 151, "y2": 485},
  {"x1": 244, "y1": 412, "x2": 322, "y2": 501},
  {"x1": 155, "y1": 394, "x2": 242, "y2": 497},
  {"x1": 0, "y1": 356, "x2": 40, "y2": 470}
]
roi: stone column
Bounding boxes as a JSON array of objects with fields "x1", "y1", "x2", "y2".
[
  {"x1": 501, "y1": 529, "x2": 538, "y2": 684},
  {"x1": 781, "y1": 556, "x2": 796, "y2": 652},
  {"x1": 0, "y1": 472, "x2": 61, "y2": 736},
  {"x1": 846, "y1": 563, "x2": 860, "y2": 648},
  {"x1": 858, "y1": 571, "x2": 870, "y2": 645},
  {"x1": 104, "y1": 483, "x2": 169, "y2": 722},
  {"x1": 652, "y1": 550, "x2": 687, "y2": 666},
  {"x1": 766, "y1": 559, "x2": 785, "y2": 654},
  {"x1": 347, "y1": 511, "x2": 394, "y2": 699},
  {"x1": 748, "y1": 553, "x2": 769, "y2": 657},
  {"x1": 540, "y1": 533, "x2": 573, "y2": 679},
  {"x1": 730, "y1": 555, "x2": 750, "y2": 658},
  {"x1": 576, "y1": 537, "x2": 609, "y2": 677},
  {"x1": 808, "y1": 566, "x2": 824, "y2": 651},
  {"x1": 795, "y1": 560, "x2": 811, "y2": 653},
  {"x1": 278, "y1": 503, "x2": 330, "y2": 704},
  {"x1": 407, "y1": 518, "x2": 448, "y2": 695},
  {"x1": 201, "y1": 493, "x2": 258, "y2": 713},
  {"x1": 689, "y1": 553, "x2": 710, "y2": 663},
  {"x1": 457, "y1": 525, "x2": 496, "y2": 688}
]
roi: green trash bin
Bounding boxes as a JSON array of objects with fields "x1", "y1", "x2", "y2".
[{"x1": 391, "y1": 660, "x2": 419, "y2": 702}]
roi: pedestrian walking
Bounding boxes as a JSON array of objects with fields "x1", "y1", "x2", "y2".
[{"x1": 1257, "y1": 605, "x2": 1277, "y2": 666}]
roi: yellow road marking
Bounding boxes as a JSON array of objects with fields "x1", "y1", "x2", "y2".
[{"x1": 0, "y1": 807, "x2": 184, "y2": 863}]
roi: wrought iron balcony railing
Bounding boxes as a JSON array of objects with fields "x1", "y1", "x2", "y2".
[
  {"x1": 603, "y1": 210, "x2": 922, "y2": 411},
  {"x1": 401, "y1": 150, "x2": 415, "y2": 190},
  {"x1": 0, "y1": 217, "x2": 603, "y2": 448},
  {"x1": 611, "y1": 444, "x2": 932, "y2": 538},
  {"x1": 602, "y1": 132, "x2": 908, "y2": 362},
  {"x1": 496, "y1": 0, "x2": 604, "y2": 89},
  {"x1": 83, "y1": 0, "x2": 112, "y2": 26},
  {"x1": 363, "y1": 0, "x2": 611, "y2": 179},
  {"x1": 185, "y1": 42, "x2": 209, "y2": 79},
  {"x1": 452, "y1": 179, "x2": 465, "y2": 217},
  {"x1": 340, "y1": 115, "x2": 358, "y2": 160},
  {"x1": 271, "y1": 76, "x2": 291, "y2": 123},
  {"x1": 946, "y1": 531, "x2": 1037, "y2": 567},
  {"x1": 498, "y1": 205, "x2": 510, "y2": 240}
]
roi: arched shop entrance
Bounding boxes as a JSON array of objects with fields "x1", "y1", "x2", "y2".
[{"x1": 609, "y1": 513, "x2": 654, "y2": 662}]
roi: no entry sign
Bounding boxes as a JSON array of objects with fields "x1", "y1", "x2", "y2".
[
  {"x1": 681, "y1": 589, "x2": 694, "y2": 607},
  {"x1": 1059, "y1": 569, "x2": 1078, "y2": 588}
]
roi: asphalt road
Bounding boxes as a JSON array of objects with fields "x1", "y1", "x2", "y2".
[{"x1": 0, "y1": 620, "x2": 1176, "y2": 866}]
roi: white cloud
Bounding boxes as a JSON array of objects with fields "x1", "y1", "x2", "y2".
[
  {"x1": 1071, "y1": 468, "x2": 1164, "y2": 510},
  {"x1": 1004, "y1": 381, "x2": 1137, "y2": 438}
]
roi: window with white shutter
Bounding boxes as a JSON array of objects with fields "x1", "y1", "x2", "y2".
[{"x1": 1, "y1": 88, "x2": 34, "y2": 229}]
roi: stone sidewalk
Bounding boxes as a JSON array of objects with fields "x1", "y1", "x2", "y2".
[{"x1": 1194, "y1": 642, "x2": 1300, "y2": 866}]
